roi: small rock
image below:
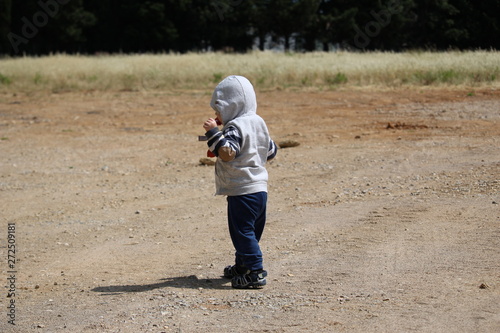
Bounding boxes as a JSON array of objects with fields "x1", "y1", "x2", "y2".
[
  {"x1": 479, "y1": 283, "x2": 489, "y2": 289},
  {"x1": 278, "y1": 140, "x2": 300, "y2": 148},
  {"x1": 199, "y1": 157, "x2": 216, "y2": 166}
]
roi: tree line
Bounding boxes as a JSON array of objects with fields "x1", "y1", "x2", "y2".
[{"x1": 1, "y1": 0, "x2": 499, "y2": 55}]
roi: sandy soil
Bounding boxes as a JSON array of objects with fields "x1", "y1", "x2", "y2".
[{"x1": 1, "y1": 87, "x2": 499, "y2": 332}]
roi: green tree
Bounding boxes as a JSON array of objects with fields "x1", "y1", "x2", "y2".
[
  {"x1": 407, "y1": 0, "x2": 464, "y2": 49},
  {"x1": 85, "y1": 0, "x2": 177, "y2": 53},
  {"x1": 7, "y1": 0, "x2": 95, "y2": 54},
  {"x1": 41, "y1": 0, "x2": 96, "y2": 53},
  {"x1": 4, "y1": 0, "x2": 499, "y2": 55},
  {"x1": 268, "y1": 0, "x2": 292, "y2": 50},
  {"x1": 209, "y1": 0, "x2": 254, "y2": 52},
  {"x1": 164, "y1": 0, "x2": 212, "y2": 52},
  {"x1": 349, "y1": 0, "x2": 417, "y2": 50},
  {"x1": 250, "y1": 0, "x2": 272, "y2": 51},
  {"x1": 291, "y1": 0, "x2": 321, "y2": 51},
  {"x1": 447, "y1": 0, "x2": 500, "y2": 49},
  {"x1": 119, "y1": 1, "x2": 175, "y2": 52},
  {"x1": 306, "y1": 0, "x2": 359, "y2": 51}
]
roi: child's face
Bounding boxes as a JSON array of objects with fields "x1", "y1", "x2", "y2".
[{"x1": 215, "y1": 111, "x2": 223, "y2": 124}]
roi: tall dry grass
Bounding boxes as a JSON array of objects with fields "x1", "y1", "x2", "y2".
[{"x1": 0, "y1": 51, "x2": 499, "y2": 93}]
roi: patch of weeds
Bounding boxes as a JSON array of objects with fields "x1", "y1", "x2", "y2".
[
  {"x1": 34, "y1": 72, "x2": 43, "y2": 85},
  {"x1": 1, "y1": 137, "x2": 9, "y2": 140},
  {"x1": 52, "y1": 79, "x2": 78, "y2": 93},
  {"x1": 414, "y1": 69, "x2": 461, "y2": 85},
  {"x1": 256, "y1": 75, "x2": 267, "y2": 87},
  {"x1": 466, "y1": 91, "x2": 475, "y2": 97},
  {"x1": 121, "y1": 74, "x2": 138, "y2": 91},
  {"x1": 437, "y1": 69, "x2": 459, "y2": 83},
  {"x1": 489, "y1": 67, "x2": 499, "y2": 81},
  {"x1": 301, "y1": 75, "x2": 311, "y2": 86},
  {"x1": 325, "y1": 72, "x2": 348, "y2": 85},
  {"x1": 77, "y1": 73, "x2": 98, "y2": 83},
  {"x1": 255, "y1": 68, "x2": 272, "y2": 88},
  {"x1": 212, "y1": 72, "x2": 223, "y2": 83},
  {"x1": 413, "y1": 71, "x2": 436, "y2": 85},
  {"x1": 0, "y1": 73, "x2": 11, "y2": 85},
  {"x1": 469, "y1": 67, "x2": 498, "y2": 84},
  {"x1": 400, "y1": 76, "x2": 410, "y2": 85},
  {"x1": 86, "y1": 74, "x2": 98, "y2": 83},
  {"x1": 142, "y1": 71, "x2": 162, "y2": 90}
]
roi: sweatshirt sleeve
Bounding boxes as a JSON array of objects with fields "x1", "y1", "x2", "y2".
[
  {"x1": 206, "y1": 125, "x2": 241, "y2": 161},
  {"x1": 267, "y1": 139, "x2": 278, "y2": 161}
]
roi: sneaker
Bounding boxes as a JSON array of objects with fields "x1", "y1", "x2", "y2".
[
  {"x1": 223, "y1": 265, "x2": 248, "y2": 279},
  {"x1": 231, "y1": 270, "x2": 267, "y2": 289}
]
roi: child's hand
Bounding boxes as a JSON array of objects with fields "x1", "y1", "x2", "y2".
[{"x1": 203, "y1": 118, "x2": 218, "y2": 131}]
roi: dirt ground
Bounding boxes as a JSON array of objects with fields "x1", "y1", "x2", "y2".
[{"x1": 1, "y1": 86, "x2": 499, "y2": 332}]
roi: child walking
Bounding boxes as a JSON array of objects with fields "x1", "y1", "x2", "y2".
[{"x1": 203, "y1": 75, "x2": 278, "y2": 289}]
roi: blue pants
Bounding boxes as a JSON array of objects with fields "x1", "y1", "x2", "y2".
[{"x1": 227, "y1": 192, "x2": 267, "y2": 272}]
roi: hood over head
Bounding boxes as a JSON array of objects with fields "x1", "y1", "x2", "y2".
[{"x1": 210, "y1": 75, "x2": 257, "y2": 124}]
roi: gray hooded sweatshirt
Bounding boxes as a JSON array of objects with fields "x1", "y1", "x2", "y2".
[{"x1": 209, "y1": 75, "x2": 273, "y2": 196}]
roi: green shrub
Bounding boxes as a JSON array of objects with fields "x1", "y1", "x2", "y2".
[
  {"x1": 325, "y1": 72, "x2": 348, "y2": 85},
  {"x1": 0, "y1": 73, "x2": 11, "y2": 85},
  {"x1": 212, "y1": 72, "x2": 223, "y2": 83}
]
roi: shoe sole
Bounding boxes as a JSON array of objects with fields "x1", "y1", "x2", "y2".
[
  {"x1": 232, "y1": 279, "x2": 267, "y2": 289},
  {"x1": 231, "y1": 271, "x2": 267, "y2": 289}
]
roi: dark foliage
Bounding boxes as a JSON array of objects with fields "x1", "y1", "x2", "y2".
[{"x1": 0, "y1": 0, "x2": 498, "y2": 55}]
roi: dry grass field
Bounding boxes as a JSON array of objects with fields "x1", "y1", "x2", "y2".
[
  {"x1": 0, "y1": 51, "x2": 499, "y2": 93},
  {"x1": 1, "y1": 52, "x2": 499, "y2": 332}
]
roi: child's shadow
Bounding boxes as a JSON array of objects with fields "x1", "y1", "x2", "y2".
[{"x1": 91, "y1": 275, "x2": 230, "y2": 295}]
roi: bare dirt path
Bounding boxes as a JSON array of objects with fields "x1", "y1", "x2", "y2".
[{"x1": 1, "y1": 87, "x2": 499, "y2": 332}]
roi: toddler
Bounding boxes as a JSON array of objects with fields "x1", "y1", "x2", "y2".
[{"x1": 203, "y1": 75, "x2": 277, "y2": 288}]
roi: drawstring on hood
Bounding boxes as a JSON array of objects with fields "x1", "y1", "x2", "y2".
[{"x1": 210, "y1": 75, "x2": 257, "y2": 124}]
